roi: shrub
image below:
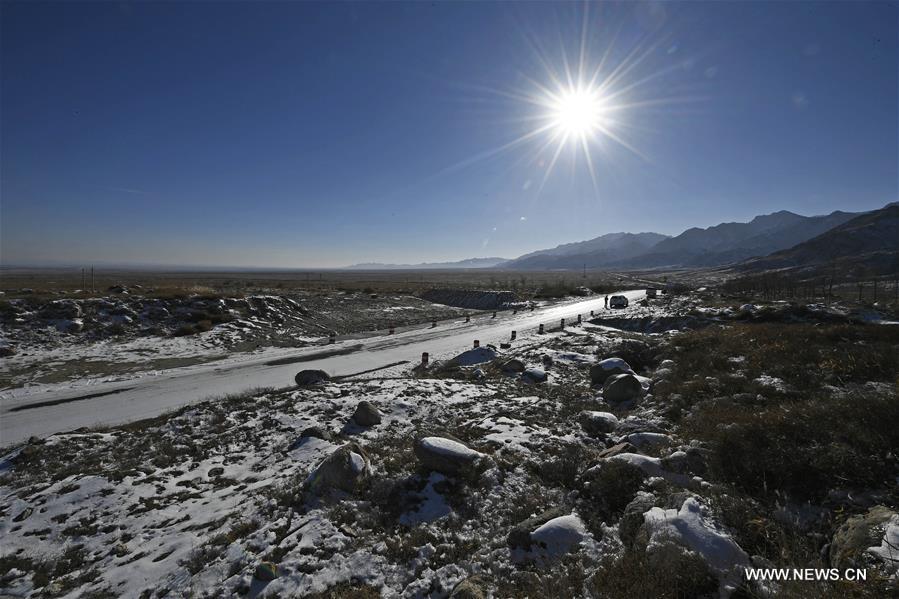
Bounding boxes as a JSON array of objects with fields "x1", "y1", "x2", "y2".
[{"x1": 684, "y1": 390, "x2": 899, "y2": 502}]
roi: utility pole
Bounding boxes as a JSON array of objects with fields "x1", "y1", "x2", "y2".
[
  {"x1": 91, "y1": 267, "x2": 94, "y2": 293},
  {"x1": 81, "y1": 268, "x2": 85, "y2": 291}
]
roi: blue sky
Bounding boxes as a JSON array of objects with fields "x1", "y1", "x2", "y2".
[{"x1": 2, "y1": 1, "x2": 896, "y2": 268}]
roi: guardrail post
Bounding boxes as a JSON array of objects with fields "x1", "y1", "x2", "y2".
[
  {"x1": 473, "y1": 339, "x2": 480, "y2": 348},
  {"x1": 328, "y1": 332, "x2": 336, "y2": 344},
  {"x1": 465, "y1": 315, "x2": 470, "y2": 323},
  {"x1": 560, "y1": 318, "x2": 565, "y2": 329},
  {"x1": 492, "y1": 311, "x2": 497, "y2": 319},
  {"x1": 511, "y1": 330, "x2": 516, "y2": 340},
  {"x1": 577, "y1": 314, "x2": 582, "y2": 324},
  {"x1": 538, "y1": 323, "x2": 545, "y2": 334},
  {"x1": 431, "y1": 320, "x2": 437, "y2": 328},
  {"x1": 421, "y1": 352, "x2": 429, "y2": 366}
]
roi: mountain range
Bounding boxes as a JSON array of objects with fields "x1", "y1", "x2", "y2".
[
  {"x1": 344, "y1": 202, "x2": 896, "y2": 275},
  {"x1": 739, "y1": 203, "x2": 899, "y2": 277},
  {"x1": 345, "y1": 257, "x2": 510, "y2": 270}
]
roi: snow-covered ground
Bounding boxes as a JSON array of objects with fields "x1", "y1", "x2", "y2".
[{"x1": 1, "y1": 291, "x2": 645, "y2": 446}]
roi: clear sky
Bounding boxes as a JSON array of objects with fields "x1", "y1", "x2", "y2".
[{"x1": 1, "y1": 1, "x2": 896, "y2": 268}]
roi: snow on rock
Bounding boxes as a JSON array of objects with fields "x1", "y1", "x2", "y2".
[
  {"x1": 450, "y1": 346, "x2": 497, "y2": 366},
  {"x1": 530, "y1": 514, "x2": 587, "y2": 556},
  {"x1": 868, "y1": 514, "x2": 899, "y2": 577},
  {"x1": 590, "y1": 357, "x2": 634, "y2": 385},
  {"x1": 642, "y1": 497, "x2": 750, "y2": 595},
  {"x1": 579, "y1": 411, "x2": 619, "y2": 436},
  {"x1": 521, "y1": 367, "x2": 548, "y2": 384},
  {"x1": 605, "y1": 453, "x2": 699, "y2": 489},
  {"x1": 306, "y1": 443, "x2": 371, "y2": 494},
  {"x1": 830, "y1": 506, "x2": 899, "y2": 577},
  {"x1": 414, "y1": 436, "x2": 487, "y2": 476}
]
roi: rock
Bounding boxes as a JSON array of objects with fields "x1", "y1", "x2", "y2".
[
  {"x1": 207, "y1": 466, "x2": 225, "y2": 478},
  {"x1": 295, "y1": 369, "x2": 330, "y2": 386},
  {"x1": 578, "y1": 411, "x2": 619, "y2": 436},
  {"x1": 640, "y1": 497, "x2": 750, "y2": 593},
  {"x1": 0, "y1": 345, "x2": 15, "y2": 357},
  {"x1": 589, "y1": 357, "x2": 634, "y2": 386},
  {"x1": 413, "y1": 436, "x2": 486, "y2": 477},
  {"x1": 501, "y1": 359, "x2": 525, "y2": 373},
  {"x1": 450, "y1": 347, "x2": 496, "y2": 366},
  {"x1": 529, "y1": 514, "x2": 586, "y2": 555},
  {"x1": 300, "y1": 426, "x2": 332, "y2": 441},
  {"x1": 830, "y1": 506, "x2": 899, "y2": 575},
  {"x1": 449, "y1": 575, "x2": 488, "y2": 599},
  {"x1": 521, "y1": 368, "x2": 547, "y2": 384},
  {"x1": 602, "y1": 373, "x2": 643, "y2": 405},
  {"x1": 597, "y1": 442, "x2": 637, "y2": 459},
  {"x1": 306, "y1": 443, "x2": 371, "y2": 494},
  {"x1": 352, "y1": 401, "x2": 382, "y2": 426},
  {"x1": 254, "y1": 562, "x2": 278, "y2": 582},
  {"x1": 626, "y1": 432, "x2": 672, "y2": 450},
  {"x1": 507, "y1": 506, "x2": 568, "y2": 550},
  {"x1": 619, "y1": 492, "x2": 657, "y2": 548}
]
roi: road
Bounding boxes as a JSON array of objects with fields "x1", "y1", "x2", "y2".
[{"x1": 0, "y1": 290, "x2": 645, "y2": 446}]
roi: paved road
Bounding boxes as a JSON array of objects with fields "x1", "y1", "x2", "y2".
[{"x1": 0, "y1": 290, "x2": 645, "y2": 446}]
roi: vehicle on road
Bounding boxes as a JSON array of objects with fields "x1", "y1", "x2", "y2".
[{"x1": 609, "y1": 295, "x2": 629, "y2": 308}]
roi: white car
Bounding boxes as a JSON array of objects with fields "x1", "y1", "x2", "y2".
[{"x1": 609, "y1": 295, "x2": 628, "y2": 309}]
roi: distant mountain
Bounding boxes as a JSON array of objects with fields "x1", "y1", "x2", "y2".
[
  {"x1": 740, "y1": 203, "x2": 899, "y2": 277},
  {"x1": 616, "y1": 210, "x2": 861, "y2": 268},
  {"x1": 503, "y1": 232, "x2": 669, "y2": 270},
  {"x1": 345, "y1": 257, "x2": 510, "y2": 270}
]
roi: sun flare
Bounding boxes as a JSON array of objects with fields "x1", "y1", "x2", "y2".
[{"x1": 550, "y1": 87, "x2": 607, "y2": 137}]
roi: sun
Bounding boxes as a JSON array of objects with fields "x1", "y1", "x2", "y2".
[{"x1": 550, "y1": 87, "x2": 607, "y2": 137}]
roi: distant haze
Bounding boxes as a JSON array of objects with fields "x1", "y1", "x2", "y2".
[{"x1": 1, "y1": 2, "x2": 896, "y2": 268}]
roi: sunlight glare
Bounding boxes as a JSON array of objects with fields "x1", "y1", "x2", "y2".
[{"x1": 550, "y1": 87, "x2": 607, "y2": 137}]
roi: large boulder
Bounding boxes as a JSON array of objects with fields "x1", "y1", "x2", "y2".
[
  {"x1": 413, "y1": 436, "x2": 486, "y2": 477},
  {"x1": 352, "y1": 401, "x2": 382, "y2": 426},
  {"x1": 603, "y1": 373, "x2": 643, "y2": 405},
  {"x1": 295, "y1": 369, "x2": 330, "y2": 386},
  {"x1": 306, "y1": 443, "x2": 371, "y2": 494},
  {"x1": 830, "y1": 506, "x2": 899, "y2": 576},
  {"x1": 578, "y1": 411, "x2": 619, "y2": 436},
  {"x1": 590, "y1": 357, "x2": 634, "y2": 386}
]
